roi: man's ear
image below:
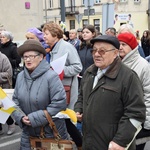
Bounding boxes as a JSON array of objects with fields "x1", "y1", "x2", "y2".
[{"x1": 114, "y1": 49, "x2": 119, "y2": 58}]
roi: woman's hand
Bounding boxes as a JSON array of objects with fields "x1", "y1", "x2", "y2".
[
  {"x1": 76, "y1": 112, "x2": 83, "y2": 122},
  {"x1": 22, "y1": 116, "x2": 31, "y2": 126}
]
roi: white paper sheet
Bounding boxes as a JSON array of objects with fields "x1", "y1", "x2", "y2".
[
  {"x1": 1, "y1": 97, "x2": 16, "y2": 110},
  {"x1": 50, "y1": 53, "x2": 68, "y2": 74},
  {"x1": 0, "y1": 110, "x2": 10, "y2": 124}
]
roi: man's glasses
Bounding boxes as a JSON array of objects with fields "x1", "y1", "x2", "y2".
[
  {"x1": 23, "y1": 54, "x2": 40, "y2": 60},
  {"x1": 91, "y1": 48, "x2": 116, "y2": 55}
]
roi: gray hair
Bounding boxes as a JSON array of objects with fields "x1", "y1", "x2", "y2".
[
  {"x1": 69, "y1": 29, "x2": 77, "y2": 34},
  {"x1": 117, "y1": 24, "x2": 135, "y2": 36},
  {"x1": 1, "y1": 31, "x2": 14, "y2": 41}
]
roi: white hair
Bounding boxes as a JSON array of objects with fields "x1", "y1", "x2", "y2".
[
  {"x1": 117, "y1": 24, "x2": 135, "y2": 36},
  {"x1": 1, "y1": 31, "x2": 14, "y2": 41}
]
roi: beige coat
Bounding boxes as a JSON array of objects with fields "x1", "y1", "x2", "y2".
[
  {"x1": 122, "y1": 48, "x2": 150, "y2": 129},
  {"x1": 0, "y1": 52, "x2": 12, "y2": 88}
]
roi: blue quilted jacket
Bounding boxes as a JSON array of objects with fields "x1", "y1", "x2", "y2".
[{"x1": 12, "y1": 59, "x2": 68, "y2": 150}]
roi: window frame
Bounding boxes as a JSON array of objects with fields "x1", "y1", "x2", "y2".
[
  {"x1": 82, "y1": 19, "x2": 88, "y2": 27},
  {"x1": 49, "y1": 0, "x2": 53, "y2": 8},
  {"x1": 70, "y1": 20, "x2": 75, "y2": 30},
  {"x1": 94, "y1": 19, "x2": 100, "y2": 31}
]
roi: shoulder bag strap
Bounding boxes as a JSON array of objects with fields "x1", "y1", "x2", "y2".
[
  {"x1": 7, "y1": 76, "x2": 12, "y2": 89},
  {"x1": 43, "y1": 110, "x2": 61, "y2": 139}
]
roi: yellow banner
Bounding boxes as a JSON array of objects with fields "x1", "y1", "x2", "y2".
[
  {"x1": 0, "y1": 87, "x2": 16, "y2": 114},
  {"x1": 0, "y1": 87, "x2": 7, "y2": 99},
  {"x1": 61, "y1": 109, "x2": 77, "y2": 123},
  {"x1": 1, "y1": 107, "x2": 16, "y2": 114}
]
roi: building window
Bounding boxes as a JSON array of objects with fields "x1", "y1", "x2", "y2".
[
  {"x1": 58, "y1": 0, "x2": 60, "y2": 7},
  {"x1": 94, "y1": 19, "x2": 100, "y2": 31},
  {"x1": 95, "y1": 0, "x2": 101, "y2": 4},
  {"x1": 69, "y1": 0, "x2": 75, "y2": 6},
  {"x1": 82, "y1": 19, "x2": 88, "y2": 27},
  {"x1": 119, "y1": 0, "x2": 128, "y2": 2},
  {"x1": 49, "y1": 0, "x2": 53, "y2": 8},
  {"x1": 83, "y1": 0, "x2": 99, "y2": 5},
  {"x1": 70, "y1": 20, "x2": 75, "y2": 29},
  {"x1": 82, "y1": 0, "x2": 85, "y2": 5},
  {"x1": 68, "y1": 0, "x2": 75, "y2": 12},
  {"x1": 134, "y1": 0, "x2": 141, "y2": 3}
]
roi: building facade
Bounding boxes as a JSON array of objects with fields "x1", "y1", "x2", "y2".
[
  {"x1": 44, "y1": 0, "x2": 149, "y2": 36},
  {"x1": 0, "y1": 0, "x2": 149, "y2": 40},
  {"x1": 0, "y1": 0, "x2": 43, "y2": 41}
]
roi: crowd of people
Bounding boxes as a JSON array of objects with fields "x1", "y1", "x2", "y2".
[{"x1": 0, "y1": 22, "x2": 150, "y2": 150}]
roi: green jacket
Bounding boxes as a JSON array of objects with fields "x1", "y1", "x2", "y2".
[{"x1": 74, "y1": 57, "x2": 146, "y2": 150}]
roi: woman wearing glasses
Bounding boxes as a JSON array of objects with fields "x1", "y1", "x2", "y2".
[{"x1": 11, "y1": 39, "x2": 68, "y2": 150}]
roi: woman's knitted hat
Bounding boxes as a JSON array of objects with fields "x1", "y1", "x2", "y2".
[
  {"x1": 27, "y1": 28, "x2": 44, "y2": 41},
  {"x1": 117, "y1": 33, "x2": 138, "y2": 49}
]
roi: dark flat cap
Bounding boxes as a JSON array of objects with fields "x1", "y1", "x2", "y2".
[
  {"x1": 90, "y1": 35, "x2": 120, "y2": 49},
  {"x1": 17, "y1": 39, "x2": 46, "y2": 56}
]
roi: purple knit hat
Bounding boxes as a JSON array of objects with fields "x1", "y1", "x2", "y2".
[{"x1": 27, "y1": 28, "x2": 44, "y2": 41}]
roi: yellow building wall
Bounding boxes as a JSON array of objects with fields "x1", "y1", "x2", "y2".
[{"x1": 65, "y1": 12, "x2": 148, "y2": 38}]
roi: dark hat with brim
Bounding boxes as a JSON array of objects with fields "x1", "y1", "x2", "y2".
[
  {"x1": 17, "y1": 39, "x2": 46, "y2": 56},
  {"x1": 90, "y1": 35, "x2": 120, "y2": 49}
]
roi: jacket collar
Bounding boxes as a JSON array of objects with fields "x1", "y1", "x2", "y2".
[
  {"x1": 24, "y1": 59, "x2": 50, "y2": 80},
  {"x1": 50, "y1": 39, "x2": 63, "y2": 54},
  {"x1": 87, "y1": 56, "x2": 122, "y2": 79},
  {"x1": 1, "y1": 40, "x2": 12, "y2": 47},
  {"x1": 122, "y1": 47, "x2": 139, "y2": 64}
]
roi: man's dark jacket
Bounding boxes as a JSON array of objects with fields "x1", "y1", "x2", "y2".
[{"x1": 74, "y1": 57, "x2": 146, "y2": 150}]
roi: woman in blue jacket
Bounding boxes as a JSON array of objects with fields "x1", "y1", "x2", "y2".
[{"x1": 12, "y1": 39, "x2": 68, "y2": 150}]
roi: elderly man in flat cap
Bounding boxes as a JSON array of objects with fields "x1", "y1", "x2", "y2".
[
  {"x1": 74, "y1": 35, "x2": 146, "y2": 150},
  {"x1": 11, "y1": 39, "x2": 68, "y2": 150}
]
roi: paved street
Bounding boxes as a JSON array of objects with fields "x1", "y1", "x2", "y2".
[
  {"x1": 0, "y1": 123, "x2": 150, "y2": 150},
  {"x1": 0, "y1": 124, "x2": 78, "y2": 150},
  {"x1": 145, "y1": 142, "x2": 150, "y2": 150},
  {"x1": 0, "y1": 124, "x2": 21, "y2": 150}
]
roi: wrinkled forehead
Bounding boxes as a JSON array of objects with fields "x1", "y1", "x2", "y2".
[{"x1": 93, "y1": 41, "x2": 115, "y2": 49}]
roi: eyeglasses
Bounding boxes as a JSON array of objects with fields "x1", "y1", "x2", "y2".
[
  {"x1": 23, "y1": 54, "x2": 40, "y2": 60},
  {"x1": 91, "y1": 48, "x2": 116, "y2": 55}
]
